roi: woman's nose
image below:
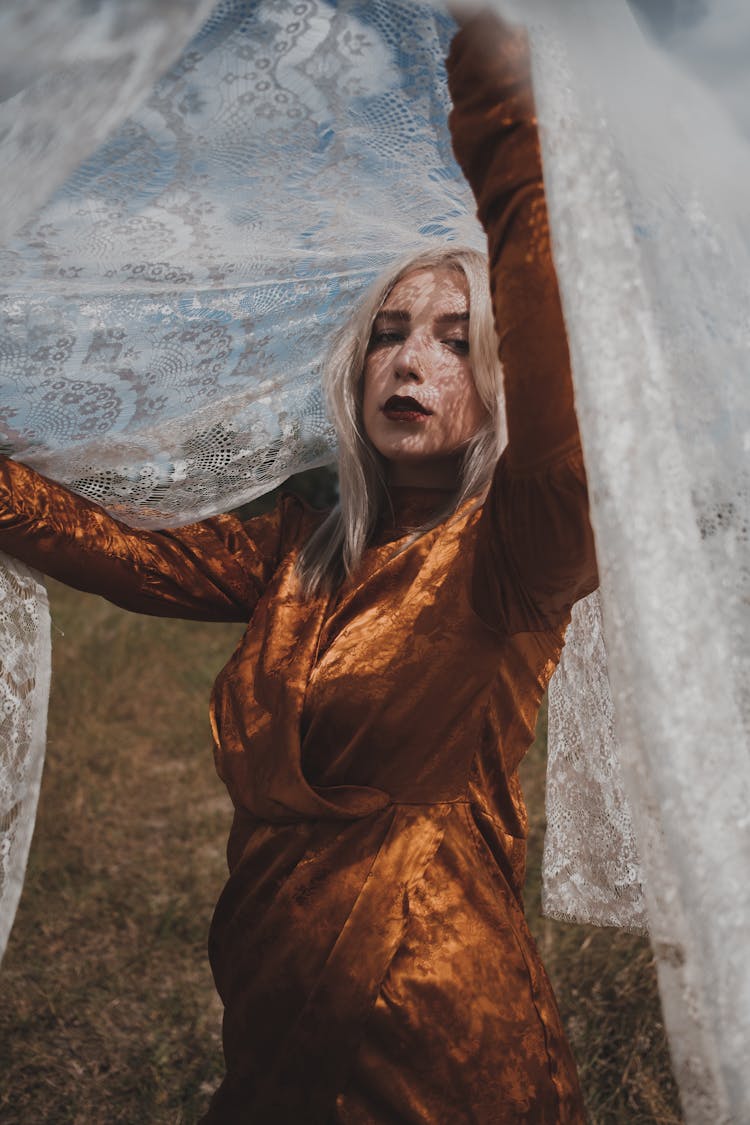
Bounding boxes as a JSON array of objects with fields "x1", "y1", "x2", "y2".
[{"x1": 393, "y1": 337, "x2": 426, "y2": 383}]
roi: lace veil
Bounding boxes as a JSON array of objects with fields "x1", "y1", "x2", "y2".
[{"x1": 1, "y1": 1, "x2": 748, "y2": 1120}]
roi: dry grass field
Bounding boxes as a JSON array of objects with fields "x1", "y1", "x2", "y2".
[{"x1": 0, "y1": 512, "x2": 683, "y2": 1122}]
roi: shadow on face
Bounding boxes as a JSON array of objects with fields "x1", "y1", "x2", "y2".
[{"x1": 362, "y1": 267, "x2": 488, "y2": 488}]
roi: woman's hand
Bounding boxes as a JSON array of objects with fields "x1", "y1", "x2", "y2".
[{"x1": 447, "y1": 6, "x2": 531, "y2": 94}]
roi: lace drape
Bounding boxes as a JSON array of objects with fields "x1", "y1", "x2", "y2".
[
  {"x1": 525, "y1": 2, "x2": 750, "y2": 1118},
  {"x1": 1, "y1": 1, "x2": 749, "y2": 1120}
]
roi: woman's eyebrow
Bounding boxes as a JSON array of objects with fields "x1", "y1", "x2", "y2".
[
  {"x1": 373, "y1": 309, "x2": 469, "y2": 326},
  {"x1": 434, "y1": 310, "x2": 469, "y2": 326},
  {"x1": 373, "y1": 309, "x2": 410, "y2": 324}
]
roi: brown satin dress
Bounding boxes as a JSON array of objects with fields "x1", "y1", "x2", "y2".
[{"x1": 0, "y1": 24, "x2": 598, "y2": 1125}]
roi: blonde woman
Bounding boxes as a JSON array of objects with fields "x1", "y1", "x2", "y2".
[{"x1": 0, "y1": 14, "x2": 597, "y2": 1123}]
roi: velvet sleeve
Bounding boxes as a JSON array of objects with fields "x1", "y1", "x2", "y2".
[
  {"x1": 447, "y1": 17, "x2": 599, "y2": 632},
  {"x1": 0, "y1": 454, "x2": 302, "y2": 622}
]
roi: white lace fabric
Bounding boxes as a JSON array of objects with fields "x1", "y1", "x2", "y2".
[
  {"x1": 1, "y1": 1, "x2": 749, "y2": 1120},
  {"x1": 544, "y1": 591, "x2": 644, "y2": 931},
  {"x1": 0, "y1": 0, "x2": 477, "y2": 525},
  {"x1": 525, "y1": 3, "x2": 750, "y2": 1118},
  {"x1": 0, "y1": 556, "x2": 50, "y2": 959}
]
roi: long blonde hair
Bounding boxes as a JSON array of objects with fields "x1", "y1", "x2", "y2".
[{"x1": 297, "y1": 245, "x2": 506, "y2": 595}]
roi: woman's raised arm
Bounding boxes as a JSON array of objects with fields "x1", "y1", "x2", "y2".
[
  {"x1": 0, "y1": 454, "x2": 303, "y2": 622},
  {"x1": 447, "y1": 13, "x2": 598, "y2": 632}
]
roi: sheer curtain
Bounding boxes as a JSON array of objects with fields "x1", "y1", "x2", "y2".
[
  {"x1": 522, "y1": 1, "x2": 750, "y2": 1118},
  {"x1": 1, "y1": 1, "x2": 748, "y2": 1119}
]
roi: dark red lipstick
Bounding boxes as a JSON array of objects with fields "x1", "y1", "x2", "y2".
[{"x1": 382, "y1": 395, "x2": 433, "y2": 423}]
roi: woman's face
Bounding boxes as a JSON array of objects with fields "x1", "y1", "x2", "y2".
[{"x1": 362, "y1": 266, "x2": 488, "y2": 488}]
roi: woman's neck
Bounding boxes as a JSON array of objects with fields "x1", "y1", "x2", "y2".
[{"x1": 386, "y1": 454, "x2": 461, "y2": 490}]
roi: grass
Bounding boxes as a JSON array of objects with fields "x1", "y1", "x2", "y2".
[
  {"x1": 0, "y1": 572, "x2": 683, "y2": 1123},
  {"x1": 0, "y1": 583, "x2": 239, "y2": 1123}
]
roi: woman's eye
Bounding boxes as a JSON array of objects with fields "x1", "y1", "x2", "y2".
[
  {"x1": 370, "y1": 331, "x2": 403, "y2": 348},
  {"x1": 444, "y1": 337, "x2": 469, "y2": 354}
]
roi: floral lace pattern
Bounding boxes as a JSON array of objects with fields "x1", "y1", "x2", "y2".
[
  {"x1": 545, "y1": 591, "x2": 644, "y2": 932},
  {"x1": 532, "y1": 4, "x2": 750, "y2": 1119},
  {"x1": 0, "y1": 555, "x2": 50, "y2": 959},
  {"x1": 0, "y1": 0, "x2": 476, "y2": 525}
]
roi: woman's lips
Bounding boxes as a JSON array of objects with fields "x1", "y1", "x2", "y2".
[{"x1": 382, "y1": 395, "x2": 432, "y2": 423}]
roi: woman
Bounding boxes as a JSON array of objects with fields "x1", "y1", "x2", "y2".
[{"x1": 0, "y1": 13, "x2": 597, "y2": 1124}]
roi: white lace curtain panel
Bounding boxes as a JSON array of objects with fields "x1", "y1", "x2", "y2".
[{"x1": 0, "y1": 1, "x2": 748, "y2": 1121}]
